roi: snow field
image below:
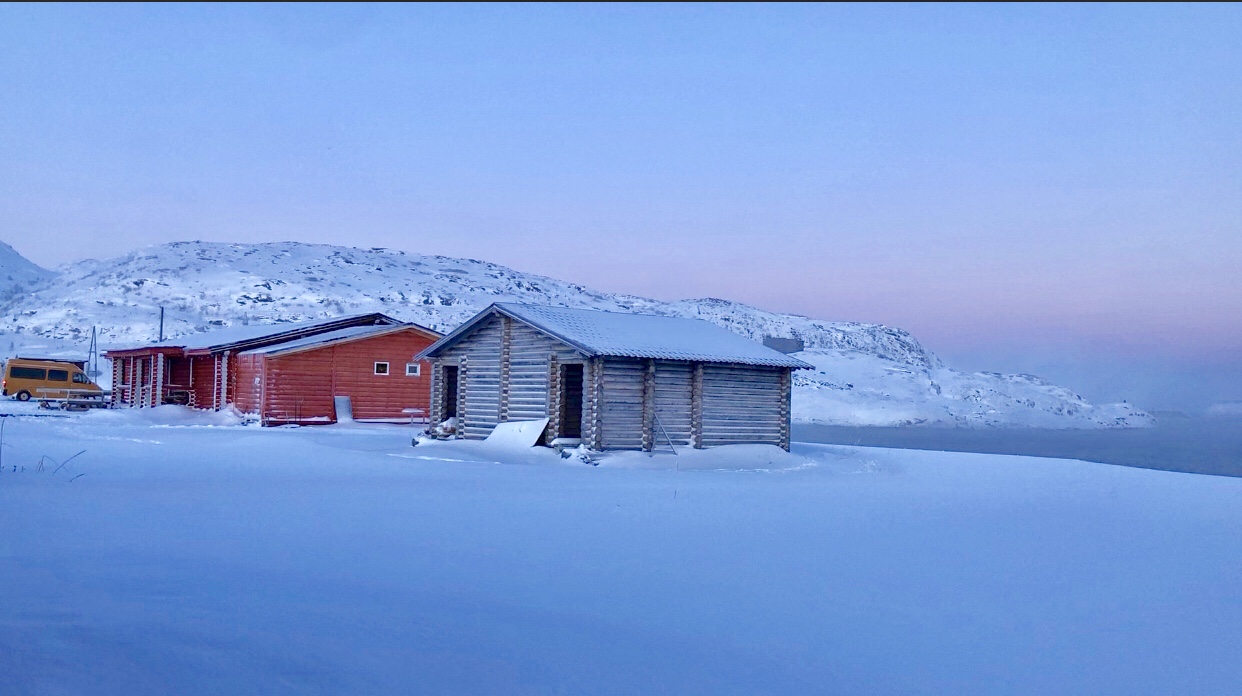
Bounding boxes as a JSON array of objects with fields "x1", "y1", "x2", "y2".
[{"x1": 0, "y1": 406, "x2": 1239, "y2": 694}]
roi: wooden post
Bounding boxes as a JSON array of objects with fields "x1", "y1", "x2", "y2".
[
  {"x1": 429, "y1": 360, "x2": 443, "y2": 426},
  {"x1": 187, "y1": 356, "x2": 196, "y2": 408},
  {"x1": 641, "y1": 359, "x2": 656, "y2": 452},
  {"x1": 220, "y1": 351, "x2": 230, "y2": 409},
  {"x1": 146, "y1": 357, "x2": 155, "y2": 408},
  {"x1": 212, "y1": 354, "x2": 220, "y2": 410},
  {"x1": 579, "y1": 358, "x2": 592, "y2": 448},
  {"x1": 583, "y1": 358, "x2": 603, "y2": 450},
  {"x1": 780, "y1": 368, "x2": 792, "y2": 452},
  {"x1": 258, "y1": 359, "x2": 267, "y2": 424},
  {"x1": 456, "y1": 355, "x2": 467, "y2": 439},
  {"x1": 110, "y1": 358, "x2": 121, "y2": 408},
  {"x1": 154, "y1": 353, "x2": 165, "y2": 407},
  {"x1": 546, "y1": 354, "x2": 560, "y2": 444},
  {"x1": 691, "y1": 363, "x2": 704, "y2": 449},
  {"x1": 499, "y1": 316, "x2": 512, "y2": 422}
]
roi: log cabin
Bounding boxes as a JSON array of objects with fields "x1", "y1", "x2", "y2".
[{"x1": 416, "y1": 303, "x2": 813, "y2": 451}]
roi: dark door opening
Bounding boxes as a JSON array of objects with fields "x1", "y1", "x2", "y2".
[
  {"x1": 560, "y1": 364, "x2": 584, "y2": 438},
  {"x1": 442, "y1": 365, "x2": 459, "y2": 419}
]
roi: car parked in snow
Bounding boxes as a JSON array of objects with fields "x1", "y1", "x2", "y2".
[{"x1": 2, "y1": 357, "x2": 102, "y2": 403}]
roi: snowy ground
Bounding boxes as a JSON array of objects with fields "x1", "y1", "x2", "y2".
[{"x1": 1, "y1": 406, "x2": 1240, "y2": 695}]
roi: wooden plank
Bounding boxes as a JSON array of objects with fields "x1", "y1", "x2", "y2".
[{"x1": 499, "y1": 315, "x2": 511, "y2": 422}]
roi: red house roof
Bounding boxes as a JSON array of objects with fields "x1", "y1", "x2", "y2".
[{"x1": 103, "y1": 313, "x2": 424, "y2": 358}]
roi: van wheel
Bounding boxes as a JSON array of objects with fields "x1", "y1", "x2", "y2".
[{"x1": 15, "y1": 391, "x2": 31, "y2": 402}]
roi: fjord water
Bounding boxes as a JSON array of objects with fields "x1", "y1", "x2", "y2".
[{"x1": 794, "y1": 417, "x2": 1242, "y2": 477}]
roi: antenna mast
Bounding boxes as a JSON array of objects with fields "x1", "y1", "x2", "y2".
[{"x1": 88, "y1": 326, "x2": 98, "y2": 379}]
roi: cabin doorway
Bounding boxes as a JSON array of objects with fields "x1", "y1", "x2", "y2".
[
  {"x1": 441, "y1": 365, "x2": 459, "y2": 419},
  {"x1": 559, "y1": 363, "x2": 584, "y2": 438}
]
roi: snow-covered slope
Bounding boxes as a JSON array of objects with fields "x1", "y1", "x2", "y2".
[
  {"x1": 0, "y1": 240, "x2": 1151, "y2": 428},
  {"x1": 2, "y1": 409, "x2": 1238, "y2": 693},
  {"x1": 793, "y1": 349, "x2": 1151, "y2": 428},
  {"x1": 0, "y1": 241, "x2": 53, "y2": 301}
]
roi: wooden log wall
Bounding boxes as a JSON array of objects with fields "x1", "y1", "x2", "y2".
[
  {"x1": 227, "y1": 351, "x2": 238, "y2": 412},
  {"x1": 457, "y1": 354, "x2": 468, "y2": 433},
  {"x1": 699, "y1": 364, "x2": 787, "y2": 448},
  {"x1": 190, "y1": 356, "x2": 216, "y2": 410},
  {"x1": 232, "y1": 353, "x2": 262, "y2": 415},
  {"x1": 641, "y1": 360, "x2": 656, "y2": 451},
  {"x1": 594, "y1": 358, "x2": 704, "y2": 451},
  {"x1": 260, "y1": 351, "x2": 330, "y2": 422},
  {"x1": 691, "y1": 363, "x2": 704, "y2": 448},
  {"x1": 653, "y1": 361, "x2": 693, "y2": 447},
  {"x1": 257, "y1": 329, "x2": 435, "y2": 424},
  {"x1": 323, "y1": 331, "x2": 432, "y2": 421},
  {"x1": 427, "y1": 312, "x2": 794, "y2": 450},
  {"x1": 436, "y1": 314, "x2": 502, "y2": 439},
  {"x1": 510, "y1": 322, "x2": 582, "y2": 425},
  {"x1": 597, "y1": 358, "x2": 647, "y2": 450},
  {"x1": 545, "y1": 354, "x2": 560, "y2": 442},
  {"x1": 585, "y1": 357, "x2": 603, "y2": 450},
  {"x1": 780, "y1": 368, "x2": 792, "y2": 450},
  {"x1": 164, "y1": 358, "x2": 193, "y2": 393},
  {"x1": 437, "y1": 313, "x2": 585, "y2": 440},
  {"x1": 429, "y1": 360, "x2": 445, "y2": 425},
  {"x1": 498, "y1": 316, "x2": 512, "y2": 422}
]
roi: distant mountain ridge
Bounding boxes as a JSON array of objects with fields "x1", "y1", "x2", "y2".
[
  {"x1": 0, "y1": 241, "x2": 54, "y2": 301},
  {"x1": 0, "y1": 240, "x2": 1152, "y2": 428}
]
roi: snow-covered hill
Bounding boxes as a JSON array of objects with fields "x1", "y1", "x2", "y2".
[
  {"x1": 0, "y1": 240, "x2": 1151, "y2": 428},
  {"x1": 0, "y1": 241, "x2": 53, "y2": 302},
  {"x1": 793, "y1": 350, "x2": 1148, "y2": 428}
]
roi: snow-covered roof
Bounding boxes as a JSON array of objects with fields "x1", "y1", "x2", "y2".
[
  {"x1": 422, "y1": 303, "x2": 813, "y2": 369},
  {"x1": 238, "y1": 324, "x2": 412, "y2": 356},
  {"x1": 105, "y1": 313, "x2": 407, "y2": 355},
  {"x1": 161, "y1": 319, "x2": 333, "y2": 350}
]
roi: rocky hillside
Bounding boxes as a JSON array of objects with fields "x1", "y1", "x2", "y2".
[
  {"x1": 0, "y1": 240, "x2": 1152, "y2": 428},
  {"x1": 0, "y1": 241, "x2": 53, "y2": 302}
]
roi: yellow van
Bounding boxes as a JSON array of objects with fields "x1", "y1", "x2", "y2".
[{"x1": 3, "y1": 358, "x2": 102, "y2": 402}]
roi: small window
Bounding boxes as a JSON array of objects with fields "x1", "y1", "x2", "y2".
[
  {"x1": 374, "y1": 361, "x2": 390, "y2": 375},
  {"x1": 73, "y1": 372, "x2": 91, "y2": 384},
  {"x1": 10, "y1": 367, "x2": 46, "y2": 380},
  {"x1": 48, "y1": 369, "x2": 69, "y2": 382},
  {"x1": 405, "y1": 363, "x2": 421, "y2": 377}
]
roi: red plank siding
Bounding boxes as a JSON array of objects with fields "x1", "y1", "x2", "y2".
[
  {"x1": 107, "y1": 325, "x2": 439, "y2": 424},
  {"x1": 233, "y1": 353, "x2": 263, "y2": 415},
  {"x1": 257, "y1": 327, "x2": 437, "y2": 424},
  {"x1": 164, "y1": 357, "x2": 193, "y2": 391},
  {"x1": 190, "y1": 356, "x2": 217, "y2": 408}
]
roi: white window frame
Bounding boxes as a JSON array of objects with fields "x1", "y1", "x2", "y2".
[
  {"x1": 374, "y1": 361, "x2": 390, "y2": 376},
  {"x1": 405, "y1": 362, "x2": 421, "y2": 377}
]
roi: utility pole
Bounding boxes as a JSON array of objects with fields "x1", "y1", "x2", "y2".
[
  {"x1": 158, "y1": 307, "x2": 165, "y2": 342},
  {"x1": 88, "y1": 326, "x2": 98, "y2": 378}
]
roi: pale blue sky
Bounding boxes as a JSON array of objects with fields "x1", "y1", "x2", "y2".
[{"x1": 1, "y1": 4, "x2": 1239, "y2": 408}]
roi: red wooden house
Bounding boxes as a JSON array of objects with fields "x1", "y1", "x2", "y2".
[{"x1": 103, "y1": 314, "x2": 442, "y2": 425}]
